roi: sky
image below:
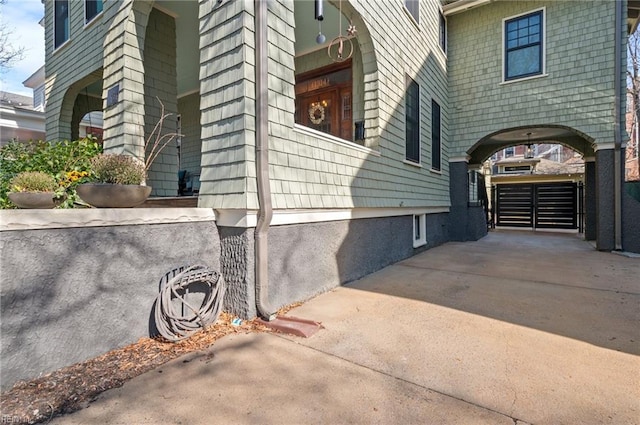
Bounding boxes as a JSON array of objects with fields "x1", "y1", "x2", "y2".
[{"x1": 0, "y1": 0, "x2": 45, "y2": 96}]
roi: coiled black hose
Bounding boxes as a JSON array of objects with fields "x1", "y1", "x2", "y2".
[{"x1": 153, "y1": 264, "x2": 226, "y2": 342}]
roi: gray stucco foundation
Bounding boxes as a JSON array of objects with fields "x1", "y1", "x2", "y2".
[
  {"x1": 219, "y1": 213, "x2": 449, "y2": 320},
  {"x1": 1, "y1": 211, "x2": 451, "y2": 389},
  {"x1": 219, "y1": 227, "x2": 256, "y2": 319},
  {"x1": 265, "y1": 214, "x2": 449, "y2": 312},
  {"x1": 0, "y1": 217, "x2": 221, "y2": 390}
]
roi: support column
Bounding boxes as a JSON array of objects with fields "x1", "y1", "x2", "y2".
[
  {"x1": 595, "y1": 148, "x2": 616, "y2": 250},
  {"x1": 101, "y1": 1, "x2": 152, "y2": 158},
  {"x1": 142, "y1": 8, "x2": 178, "y2": 196},
  {"x1": 584, "y1": 158, "x2": 597, "y2": 241},
  {"x1": 449, "y1": 159, "x2": 468, "y2": 241},
  {"x1": 198, "y1": 0, "x2": 256, "y2": 209}
]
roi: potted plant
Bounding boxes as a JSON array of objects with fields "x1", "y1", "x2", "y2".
[
  {"x1": 76, "y1": 98, "x2": 180, "y2": 208},
  {"x1": 76, "y1": 153, "x2": 151, "y2": 208},
  {"x1": 7, "y1": 171, "x2": 64, "y2": 209}
]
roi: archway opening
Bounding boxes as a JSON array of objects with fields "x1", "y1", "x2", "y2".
[
  {"x1": 293, "y1": 0, "x2": 376, "y2": 147},
  {"x1": 465, "y1": 125, "x2": 595, "y2": 235}
]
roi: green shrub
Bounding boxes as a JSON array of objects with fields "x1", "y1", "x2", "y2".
[
  {"x1": 89, "y1": 154, "x2": 146, "y2": 185},
  {"x1": 0, "y1": 138, "x2": 102, "y2": 209},
  {"x1": 9, "y1": 171, "x2": 58, "y2": 193}
]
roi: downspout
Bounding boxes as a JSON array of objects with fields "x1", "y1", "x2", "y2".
[
  {"x1": 614, "y1": 0, "x2": 623, "y2": 250},
  {"x1": 254, "y1": 0, "x2": 277, "y2": 320}
]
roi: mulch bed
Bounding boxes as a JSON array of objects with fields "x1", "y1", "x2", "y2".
[{"x1": 0, "y1": 306, "x2": 300, "y2": 424}]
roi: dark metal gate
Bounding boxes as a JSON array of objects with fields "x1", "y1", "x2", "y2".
[{"x1": 494, "y1": 182, "x2": 578, "y2": 230}]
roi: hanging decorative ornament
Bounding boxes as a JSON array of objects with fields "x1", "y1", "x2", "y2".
[
  {"x1": 347, "y1": 21, "x2": 357, "y2": 37},
  {"x1": 327, "y1": 0, "x2": 355, "y2": 63},
  {"x1": 316, "y1": 21, "x2": 326, "y2": 44}
]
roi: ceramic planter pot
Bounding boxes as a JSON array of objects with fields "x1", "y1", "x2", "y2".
[
  {"x1": 77, "y1": 183, "x2": 152, "y2": 208},
  {"x1": 8, "y1": 192, "x2": 62, "y2": 209}
]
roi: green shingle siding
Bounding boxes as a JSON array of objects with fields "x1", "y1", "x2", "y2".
[{"x1": 448, "y1": 0, "x2": 618, "y2": 157}]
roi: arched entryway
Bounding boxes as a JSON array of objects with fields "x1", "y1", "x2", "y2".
[{"x1": 450, "y1": 124, "x2": 599, "y2": 243}]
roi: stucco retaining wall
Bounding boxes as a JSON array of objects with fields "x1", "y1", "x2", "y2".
[
  {"x1": 0, "y1": 210, "x2": 450, "y2": 389},
  {"x1": 0, "y1": 216, "x2": 221, "y2": 390}
]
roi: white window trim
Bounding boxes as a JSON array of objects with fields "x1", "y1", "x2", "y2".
[
  {"x1": 501, "y1": 7, "x2": 546, "y2": 83},
  {"x1": 403, "y1": 0, "x2": 420, "y2": 29},
  {"x1": 293, "y1": 124, "x2": 381, "y2": 157},
  {"x1": 403, "y1": 159, "x2": 422, "y2": 168},
  {"x1": 53, "y1": 0, "x2": 70, "y2": 52},
  {"x1": 439, "y1": 11, "x2": 447, "y2": 55},
  {"x1": 84, "y1": 0, "x2": 104, "y2": 28},
  {"x1": 413, "y1": 214, "x2": 427, "y2": 248}
]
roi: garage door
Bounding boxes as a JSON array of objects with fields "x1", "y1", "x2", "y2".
[{"x1": 495, "y1": 182, "x2": 578, "y2": 230}]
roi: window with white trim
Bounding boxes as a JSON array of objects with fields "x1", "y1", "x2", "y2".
[
  {"x1": 413, "y1": 214, "x2": 426, "y2": 248},
  {"x1": 54, "y1": 0, "x2": 69, "y2": 49},
  {"x1": 504, "y1": 9, "x2": 544, "y2": 81},
  {"x1": 405, "y1": 76, "x2": 420, "y2": 163},
  {"x1": 85, "y1": 0, "x2": 103, "y2": 24},
  {"x1": 439, "y1": 12, "x2": 447, "y2": 53}
]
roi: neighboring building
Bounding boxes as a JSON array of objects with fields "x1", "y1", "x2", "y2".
[
  {"x1": 1, "y1": 66, "x2": 102, "y2": 146},
  {"x1": 486, "y1": 153, "x2": 585, "y2": 230},
  {"x1": 0, "y1": 91, "x2": 45, "y2": 145},
  {"x1": 22, "y1": 66, "x2": 47, "y2": 112},
  {"x1": 39, "y1": 0, "x2": 637, "y2": 315}
]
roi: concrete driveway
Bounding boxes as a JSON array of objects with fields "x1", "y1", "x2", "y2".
[{"x1": 52, "y1": 230, "x2": 640, "y2": 425}]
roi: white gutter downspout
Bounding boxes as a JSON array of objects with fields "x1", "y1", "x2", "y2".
[
  {"x1": 254, "y1": 0, "x2": 277, "y2": 320},
  {"x1": 614, "y1": 0, "x2": 623, "y2": 250}
]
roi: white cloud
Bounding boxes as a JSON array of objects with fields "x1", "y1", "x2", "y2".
[{"x1": 0, "y1": 0, "x2": 45, "y2": 96}]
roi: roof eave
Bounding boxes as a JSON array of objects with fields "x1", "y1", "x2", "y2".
[{"x1": 443, "y1": 0, "x2": 493, "y2": 17}]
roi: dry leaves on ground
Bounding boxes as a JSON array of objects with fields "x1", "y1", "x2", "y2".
[{"x1": 0, "y1": 305, "x2": 301, "y2": 425}]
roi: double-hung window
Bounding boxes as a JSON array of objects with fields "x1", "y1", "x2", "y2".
[
  {"x1": 85, "y1": 0, "x2": 103, "y2": 24},
  {"x1": 405, "y1": 0, "x2": 419, "y2": 25},
  {"x1": 431, "y1": 100, "x2": 441, "y2": 171},
  {"x1": 504, "y1": 9, "x2": 544, "y2": 81},
  {"x1": 54, "y1": 0, "x2": 69, "y2": 49},
  {"x1": 405, "y1": 77, "x2": 420, "y2": 163},
  {"x1": 439, "y1": 12, "x2": 447, "y2": 53}
]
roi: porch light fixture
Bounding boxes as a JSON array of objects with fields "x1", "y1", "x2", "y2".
[{"x1": 525, "y1": 132, "x2": 534, "y2": 159}]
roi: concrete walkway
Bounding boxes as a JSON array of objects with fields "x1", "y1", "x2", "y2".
[{"x1": 52, "y1": 230, "x2": 639, "y2": 425}]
